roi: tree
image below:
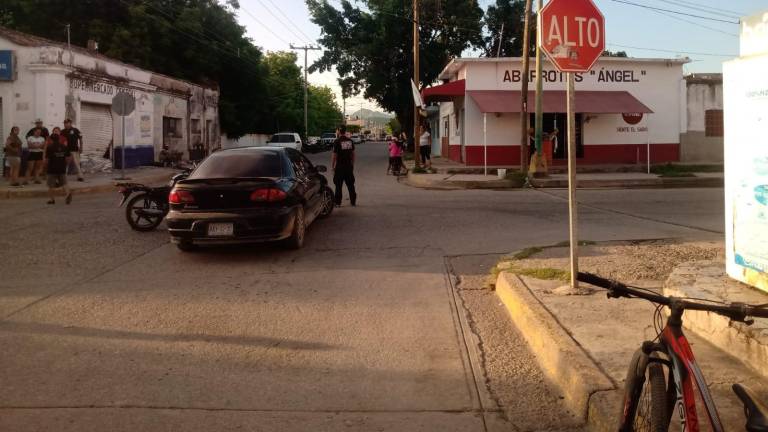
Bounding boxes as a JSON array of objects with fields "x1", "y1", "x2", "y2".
[
  {"x1": 306, "y1": 0, "x2": 483, "y2": 134},
  {"x1": 482, "y1": 0, "x2": 532, "y2": 57},
  {"x1": 307, "y1": 85, "x2": 344, "y2": 135},
  {"x1": 602, "y1": 50, "x2": 629, "y2": 57}
]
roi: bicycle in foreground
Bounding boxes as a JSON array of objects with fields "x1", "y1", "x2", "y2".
[{"x1": 577, "y1": 272, "x2": 768, "y2": 432}]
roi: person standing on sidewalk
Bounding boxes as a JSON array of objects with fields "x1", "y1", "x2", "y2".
[
  {"x1": 419, "y1": 124, "x2": 432, "y2": 170},
  {"x1": 62, "y1": 119, "x2": 84, "y2": 181},
  {"x1": 25, "y1": 128, "x2": 46, "y2": 184},
  {"x1": 4, "y1": 126, "x2": 23, "y2": 186},
  {"x1": 44, "y1": 129, "x2": 72, "y2": 205},
  {"x1": 332, "y1": 125, "x2": 356, "y2": 207}
]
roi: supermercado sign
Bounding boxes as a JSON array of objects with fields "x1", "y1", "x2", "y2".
[
  {"x1": 498, "y1": 66, "x2": 647, "y2": 85},
  {"x1": 69, "y1": 78, "x2": 137, "y2": 97}
]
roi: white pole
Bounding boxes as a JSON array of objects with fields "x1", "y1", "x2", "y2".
[
  {"x1": 646, "y1": 114, "x2": 651, "y2": 174},
  {"x1": 567, "y1": 72, "x2": 579, "y2": 290},
  {"x1": 483, "y1": 113, "x2": 488, "y2": 176},
  {"x1": 121, "y1": 97, "x2": 126, "y2": 179}
]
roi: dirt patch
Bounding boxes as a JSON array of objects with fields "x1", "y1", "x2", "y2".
[{"x1": 496, "y1": 240, "x2": 724, "y2": 284}]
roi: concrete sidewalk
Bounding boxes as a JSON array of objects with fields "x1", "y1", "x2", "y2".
[
  {"x1": 404, "y1": 171, "x2": 723, "y2": 190},
  {"x1": 491, "y1": 241, "x2": 768, "y2": 430},
  {"x1": 1, "y1": 167, "x2": 178, "y2": 199}
]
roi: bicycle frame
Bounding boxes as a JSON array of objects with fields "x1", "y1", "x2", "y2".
[{"x1": 649, "y1": 302, "x2": 725, "y2": 431}]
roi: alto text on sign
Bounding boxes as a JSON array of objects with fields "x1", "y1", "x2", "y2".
[{"x1": 539, "y1": 0, "x2": 605, "y2": 73}]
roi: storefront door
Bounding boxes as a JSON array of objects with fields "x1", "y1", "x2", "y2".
[
  {"x1": 531, "y1": 113, "x2": 584, "y2": 159},
  {"x1": 81, "y1": 103, "x2": 113, "y2": 160}
]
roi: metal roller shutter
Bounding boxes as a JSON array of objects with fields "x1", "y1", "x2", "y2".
[{"x1": 80, "y1": 103, "x2": 113, "y2": 159}]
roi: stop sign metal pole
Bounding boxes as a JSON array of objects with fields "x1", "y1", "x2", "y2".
[
  {"x1": 566, "y1": 73, "x2": 578, "y2": 289},
  {"x1": 120, "y1": 96, "x2": 126, "y2": 180}
]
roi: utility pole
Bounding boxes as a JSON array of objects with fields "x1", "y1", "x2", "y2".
[
  {"x1": 65, "y1": 24, "x2": 73, "y2": 66},
  {"x1": 413, "y1": 0, "x2": 421, "y2": 168},
  {"x1": 519, "y1": 0, "x2": 532, "y2": 173},
  {"x1": 532, "y1": 0, "x2": 544, "y2": 175},
  {"x1": 290, "y1": 44, "x2": 321, "y2": 141}
]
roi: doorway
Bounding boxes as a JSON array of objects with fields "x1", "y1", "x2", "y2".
[{"x1": 530, "y1": 112, "x2": 584, "y2": 159}]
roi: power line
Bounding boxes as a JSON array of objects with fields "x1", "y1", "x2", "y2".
[
  {"x1": 651, "y1": 8, "x2": 739, "y2": 36},
  {"x1": 607, "y1": 43, "x2": 736, "y2": 57},
  {"x1": 239, "y1": 7, "x2": 291, "y2": 45},
  {"x1": 245, "y1": 0, "x2": 312, "y2": 45},
  {"x1": 608, "y1": 0, "x2": 739, "y2": 24},
  {"x1": 649, "y1": 0, "x2": 744, "y2": 18},
  {"x1": 262, "y1": 0, "x2": 317, "y2": 43}
]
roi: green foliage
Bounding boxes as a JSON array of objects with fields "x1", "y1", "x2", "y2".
[
  {"x1": 0, "y1": 0, "x2": 341, "y2": 139},
  {"x1": 306, "y1": 0, "x2": 483, "y2": 132},
  {"x1": 388, "y1": 117, "x2": 402, "y2": 135},
  {"x1": 483, "y1": 0, "x2": 533, "y2": 57},
  {"x1": 650, "y1": 163, "x2": 722, "y2": 176}
]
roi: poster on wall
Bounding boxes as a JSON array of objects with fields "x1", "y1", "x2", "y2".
[
  {"x1": 724, "y1": 55, "x2": 768, "y2": 292},
  {"x1": 140, "y1": 114, "x2": 152, "y2": 139}
]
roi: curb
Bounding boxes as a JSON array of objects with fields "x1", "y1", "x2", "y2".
[
  {"x1": 405, "y1": 173, "x2": 722, "y2": 190},
  {"x1": 404, "y1": 172, "x2": 520, "y2": 190},
  {"x1": 494, "y1": 272, "x2": 615, "y2": 425},
  {"x1": 530, "y1": 176, "x2": 723, "y2": 189},
  {"x1": 0, "y1": 172, "x2": 174, "y2": 200}
]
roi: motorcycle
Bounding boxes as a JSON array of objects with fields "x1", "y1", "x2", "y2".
[{"x1": 118, "y1": 171, "x2": 189, "y2": 231}]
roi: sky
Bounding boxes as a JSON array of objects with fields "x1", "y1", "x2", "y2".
[{"x1": 236, "y1": 0, "x2": 765, "y2": 114}]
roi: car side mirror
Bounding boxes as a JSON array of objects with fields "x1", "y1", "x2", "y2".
[{"x1": 316, "y1": 165, "x2": 327, "y2": 173}]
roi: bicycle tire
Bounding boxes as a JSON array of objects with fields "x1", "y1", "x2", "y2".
[{"x1": 620, "y1": 353, "x2": 669, "y2": 432}]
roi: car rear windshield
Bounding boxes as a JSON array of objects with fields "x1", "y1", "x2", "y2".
[
  {"x1": 188, "y1": 150, "x2": 283, "y2": 179},
  {"x1": 322, "y1": 133, "x2": 336, "y2": 138}
]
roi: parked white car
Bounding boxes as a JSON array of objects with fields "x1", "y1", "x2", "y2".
[
  {"x1": 267, "y1": 132, "x2": 303, "y2": 151},
  {"x1": 351, "y1": 134, "x2": 362, "y2": 144}
]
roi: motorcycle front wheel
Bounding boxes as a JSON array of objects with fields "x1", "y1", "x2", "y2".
[{"x1": 125, "y1": 192, "x2": 167, "y2": 231}]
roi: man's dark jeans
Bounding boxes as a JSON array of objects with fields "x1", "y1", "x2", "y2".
[{"x1": 333, "y1": 168, "x2": 356, "y2": 206}]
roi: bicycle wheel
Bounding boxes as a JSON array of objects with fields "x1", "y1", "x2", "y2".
[{"x1": 620, "y1": 351, "x2": 669, "y2": 432}]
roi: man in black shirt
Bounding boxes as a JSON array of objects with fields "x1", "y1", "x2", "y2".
[
  {"x1": 45, "y1": 133, "x2": 72, "y2": 204},
  {"x1": 332, "y1": 125, "x2": 357, "y2": 207},
  {"x1": 26, "y1": 118, "x2": 50, "y2": 138},
  {"x1": 62, "y1": 119, "x2": 84, "y2": 181}
]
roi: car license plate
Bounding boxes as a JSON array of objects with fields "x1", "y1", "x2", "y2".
[{"x1": 207, "y1": 222, "x2": 234, "y2": 237}]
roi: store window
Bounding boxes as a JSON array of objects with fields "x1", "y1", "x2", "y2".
[
  {"x1": 705, "y1": 109, "x2": 723, "y2": 137},
  {"x1": 163, "y1": 117, "x2": 183, "y2": 138},
  {"x1": 191, "y1": 118, "x2": 201, "y2": 134}
]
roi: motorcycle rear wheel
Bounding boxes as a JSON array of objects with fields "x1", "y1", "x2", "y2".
[{"x1": 125, "y1": 193, "x2": 166, "y2": 231}]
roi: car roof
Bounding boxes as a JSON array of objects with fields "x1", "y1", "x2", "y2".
[
  {"x1": 217, "y1": 146, "x2": 286, "y2": 155},
  {"x1": 273, "y1": 132, "x2": 298, "y2": 135}
]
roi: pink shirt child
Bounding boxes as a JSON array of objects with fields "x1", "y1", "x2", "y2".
[{"x1": 388, "y1": 140, "x2": 402, "y2": 157}]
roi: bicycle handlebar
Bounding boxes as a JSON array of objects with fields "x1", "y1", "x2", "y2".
[{"x1": 577, "y1": 272, "x2": 768, "y2": 323}]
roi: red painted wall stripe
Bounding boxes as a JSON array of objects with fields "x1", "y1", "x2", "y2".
[{"x1": 454, "y1": 144, "x2": 679, "y2": 166}]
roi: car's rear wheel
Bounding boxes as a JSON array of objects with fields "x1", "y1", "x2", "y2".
[
  {"x1": 176, "y1": 241, "x2": 197, "y2": 252},
  {"x1": 285, "y1": 207, "x2": 305, "y2": 249}
]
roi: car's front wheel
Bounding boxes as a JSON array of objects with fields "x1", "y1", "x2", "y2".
[{"x1": 285, "y1": 207, "x2": 305, "y2": 249}]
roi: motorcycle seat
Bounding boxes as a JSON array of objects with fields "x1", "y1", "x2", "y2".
[{"x1": 733, "y1": 383, "x2": 768, "y2": 432}]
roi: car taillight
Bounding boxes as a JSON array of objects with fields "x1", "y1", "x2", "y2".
[
  {"x1": 169, "y1": 189, "x2": 195, "y2": 204},
  {"x1": 250, "y1": 188, "x2": 287, "y2": 202}
]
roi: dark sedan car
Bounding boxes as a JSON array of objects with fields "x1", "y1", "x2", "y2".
[{"x1": 166, "y1": 147, "x2": 334, "y2": 251}]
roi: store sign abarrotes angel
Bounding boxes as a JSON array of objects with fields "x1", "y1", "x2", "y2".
[
  {"x1": 498, "y1": 66, "x2": 648, "y2": 86},
  {"x1": 0, "y1": 50, "x2": 14, "y2": 81}
]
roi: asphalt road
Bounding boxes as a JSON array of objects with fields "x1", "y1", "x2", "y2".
[{"x1": 0, "y1": 142, "x2": 723, "y2": 431}]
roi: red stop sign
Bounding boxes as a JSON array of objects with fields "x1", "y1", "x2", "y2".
[{"x1": 539, "y1": 0, "x2": 605, "y2": 73}]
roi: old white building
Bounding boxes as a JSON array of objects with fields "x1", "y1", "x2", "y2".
[{"x1": 0, "y1": 26, "x2": 219, "y2": 167}]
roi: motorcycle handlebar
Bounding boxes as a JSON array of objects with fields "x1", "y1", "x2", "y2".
[{"x1": 577, "y1": 272, "x2": 768, "y2": 323}]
